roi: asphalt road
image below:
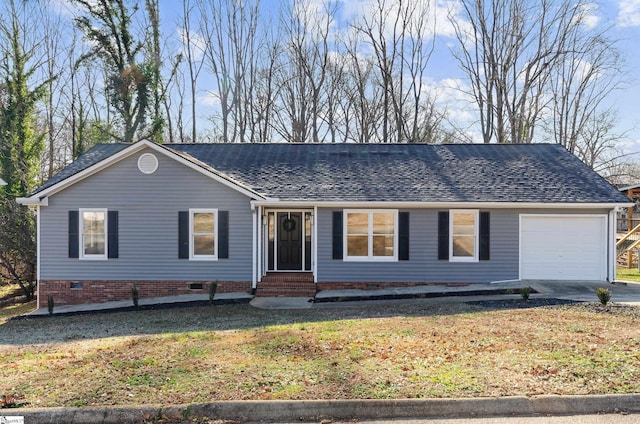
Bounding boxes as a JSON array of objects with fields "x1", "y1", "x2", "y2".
[{"x1": 322, "y1": 414, "x2": 640, "y2": 424}]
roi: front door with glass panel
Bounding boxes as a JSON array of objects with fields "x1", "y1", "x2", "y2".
[
  {"x1": 267, "y1": 211, "x2": 312, "y2": 271},
  {"x1": 277, "y1": 212, "x2": 302, "y2": 270}
]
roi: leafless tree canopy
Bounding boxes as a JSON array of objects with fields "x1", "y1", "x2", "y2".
[{"x1": 0, "y1": 0, "x2": 632, "y2": 178}]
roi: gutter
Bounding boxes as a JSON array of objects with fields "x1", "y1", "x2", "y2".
[{"x1": 251, "y1": 200, "x2": 633, "y2": 209}]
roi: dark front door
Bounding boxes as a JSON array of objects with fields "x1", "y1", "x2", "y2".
[{"x1": 277, "y1": 212, "x2": 303, "y2": 270}]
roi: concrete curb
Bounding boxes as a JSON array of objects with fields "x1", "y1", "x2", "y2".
[{"x1": 2, "y1": 394, "x2": 639, "y2": 423}]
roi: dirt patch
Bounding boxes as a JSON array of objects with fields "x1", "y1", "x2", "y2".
[{"x1": 468, "y1": 298, "x2": 580, "y2": 309}]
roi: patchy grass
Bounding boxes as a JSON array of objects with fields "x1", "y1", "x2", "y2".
[
  {"x1": 1, "y1": 301, "x2": 639, "y2": 408},
  {"x1": 617, "y1": 267, "x2": 640, "y2": 282}
]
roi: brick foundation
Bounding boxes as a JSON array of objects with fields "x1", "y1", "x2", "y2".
[{"x1": 38, "y1": 280, "x2": 252, "y2": 308}]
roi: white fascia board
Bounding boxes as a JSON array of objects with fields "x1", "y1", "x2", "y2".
[
  {"x1": 251, "y1": 200, "x2": 632, "y2": 209},
  {"x1": 21, "y1": 140, "x2": 265, "y2": 203},
  {"x1": 16, "y1": 197, "x2": 48, "y2": 206}
]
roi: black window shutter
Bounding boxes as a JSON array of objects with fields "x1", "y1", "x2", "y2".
[
  {"x1": 107, "y1": 211, "x2": 119, "y2": 258},
  {"x1": 332, "y1": 211, "x2": 343, "y2": 259},
  {"x1": 68, "y1": 210, "x2": 79, "y2": 258},
  {"x1": 398, "y1": 212, "x2": 409, "y2": 261},
  {"x1": 218, "y1": 210, "x2": 229, "y2": 259},
  {"x1": 438, "y1": 211, "x2": 449, "y2": 260},
  {"x1": 479, "y1": 211, "x2": 490, "y2": 261},
  {"x1": 178, "y1": 211, "x2": 189, "y2": 259}
]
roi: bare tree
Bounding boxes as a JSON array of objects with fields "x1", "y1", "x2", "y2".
[
  {"x1": 197, "y1": 0, "x2": 261, "y2": 143},
  {"x1": 340, "y1": 31, "x2": 383, "y2": 143},
  {"x1": 144, "y1": 0, "x2": 165, "y2": 142},
  {"x1": 352, "y1": 0, "x2": 438, "y2": 143},
  {"x1": 179, "y1": 0, "x2": 205, "y2": 143},
  {"x1": 576, "y1": 110, "x2": 630, "y2": 172},
  {"x1": 547, "y1": 18, "x2": 624, "y2": 155},
  {"x1": 450, "y1": 0, "x2": 586, "y2": 144},
  {"x1": 251, "y1": 34, "x2": 279, "y2": 143},
  {"x1": 41, "y1": 8, "x2": 66, "y2": 178},
  {"x1": 271, "y1": 0, "x2": 338, "y2": 143}
]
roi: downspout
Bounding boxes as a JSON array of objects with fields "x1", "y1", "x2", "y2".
[
  {"x1": 36, "y1": 205, "x2": 41, "y2": 309},
  {"x1": 610, "y1": 208, "x2": 618, "y2": 283},
  {"x1": 313, "y1": 206, "x2": 318, "y2": 283},
  {"x1": 257, "y1": 206, "x2": 262, "y2": 282},
  {"x1": 251, "y1": 205, "x2": 257, "y2": 291}
]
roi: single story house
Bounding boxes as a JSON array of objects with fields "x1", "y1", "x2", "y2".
[{"x1": 18, "y1": 140, "x2": 631, "y2": 309}]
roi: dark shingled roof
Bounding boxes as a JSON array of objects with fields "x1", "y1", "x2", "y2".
[{"x1": 33, "y1": 143, "x2": 629, "y2": 203}]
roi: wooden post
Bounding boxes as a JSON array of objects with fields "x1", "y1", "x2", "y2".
[{"x1": 627, "y1": 188, "x2": 637, "y2": 268}]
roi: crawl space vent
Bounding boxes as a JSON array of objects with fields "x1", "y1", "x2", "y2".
[{"x1": 138, "y1": 153, "x2": 159, "y2": 174}]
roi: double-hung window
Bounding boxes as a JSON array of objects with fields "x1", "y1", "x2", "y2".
[
  {"x1": 80, "y1": 209, "x2": 107, "y2": 259},
  {"x1": 449, "y1": 209, "x2": 479, "y2": 262},
  {"x1": 190, "y1": 209, "x2": 217, "y2": 260},
  {"x1": 344, "y1": 209, "x2": 397, "y2": 261}
]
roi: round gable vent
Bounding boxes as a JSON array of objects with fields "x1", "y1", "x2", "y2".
[{"x1": 138, "y1": 153, "x2": 158, "y2": 174}]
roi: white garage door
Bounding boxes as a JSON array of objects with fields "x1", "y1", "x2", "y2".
[{"x1": 520, "y1": 215, "x2": 607, "y2": 281}]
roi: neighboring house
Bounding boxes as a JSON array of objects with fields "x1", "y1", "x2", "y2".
[
  {"x1": 616, "y1": 184, "x2": 639, "y2": 232},
  {"x1": 0, "y1": 177, "x2": 6, "y2": 186},
  {"x1": 18, "y1": 140, "x2": 631, "y2": 309}
]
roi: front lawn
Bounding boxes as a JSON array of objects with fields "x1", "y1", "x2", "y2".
[
  {"x1": 617, "y1": 267, "x2": 640, "y2": 282},
  {"x1": 1, "y1": 300, "x2": 639, "y2": 408}
]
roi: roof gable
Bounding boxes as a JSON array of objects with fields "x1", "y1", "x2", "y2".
[{"x1": 26, "y1": 140, "x2": 264, "y2": 201}]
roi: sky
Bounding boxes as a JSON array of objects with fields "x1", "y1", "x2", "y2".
[{"x1": 52, "y1": 0, "x2": 640, "y2": 157}]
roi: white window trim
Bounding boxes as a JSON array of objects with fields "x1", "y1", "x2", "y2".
[
  {"x1": 189, "y1": 208, "x2": 218, "y2": 261},
  {"x1": 343, "y1": 209, "x2": 398, "y2": 262},
  {"x1": 79, "y1": 208, "x2": 108, "y2": 260},
  {"x1": 449, "y1": 209, "x2": 479, "y2": 263}
]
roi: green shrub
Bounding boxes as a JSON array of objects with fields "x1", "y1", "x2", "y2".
[
  {"x1": 209, "y1": 282, "x2": 218, "y2": 303},
  {"x1": 132, "y1": 285, "x2": 139, "y2": 307},
  {"x1": 595, "y1": 287, "x2": 611, "y2": 306},
  {"x1": 47, "y1": 296, "x2": 54, "y2": 315},
  {"x1": 520, "y1": 287, "x2": 532, "y2": 302}
]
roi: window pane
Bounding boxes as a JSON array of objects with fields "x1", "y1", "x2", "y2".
[
  {"x1": 347, "y1": 213, "x2": 368, "y2": 234},
  {"x1": 347, "y1": 235, "x2": 368, "y2": 256},
  {"x1": 194, "y1": 235, "x2": 215, "y2": 255},
  {"x1": 193, "y1": 212, "x2": 214, "y2": 233},
  {"x1": 373, "y1": 235, "x2": 394, "y2": 256},
  {"x1": 453, "y1": 236, "x2": 475, "y2": 257},
  {"x1": 83, "y1": 234, "x2": 105, "y2": 255},
  {"x1": 453, "y1": 213, "x2": 475, "y2": 235},
  {"x1": 373, "y1": 213, "x2": 394, "y2": 235},
  {"x1": 305, "y1": 212, "x2": 311, "y2": 237},
  {"x1": 83, "y1": 211, "x2": 104, "y2": 233},
  {"x1": 268, "y1": 212, "x2": 275, "y2": 242}
]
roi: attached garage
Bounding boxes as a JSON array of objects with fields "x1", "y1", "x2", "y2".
[{"x1": 520, "y1": 214, "x2": 607, "y2": 281}]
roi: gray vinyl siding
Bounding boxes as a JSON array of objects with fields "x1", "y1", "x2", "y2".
[
  {"x1": 40, "y1": 147, "x2": 253, "y2": 281},
  {"x1": 316, "y1": 208, "x2": 611, "y2": 283}
]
